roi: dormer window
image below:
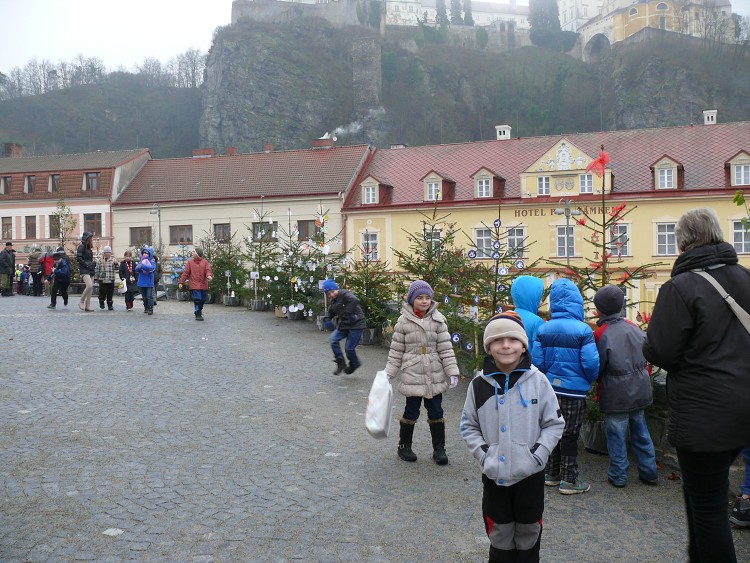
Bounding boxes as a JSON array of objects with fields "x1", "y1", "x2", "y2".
[
  {"x1": 477, "y1": 177, "x2": 491, "y2": 198},
  {"x1": 580, "y1": 173, "x2": 593, "y2": 194},
  {"x1": 49, "y1": 174, "x2": 60, "y2": 193},
  {"x1": 363, "y1": 183, "x2": 377, "y2": 204},
  {"x1": 736, "y1": 164, "x2": 750, "y2": 185},
  {"x1": 652, "y1": 156, "x2": 682, "y2": 190},
  {"x1": 426, "y1": 181, "x2": 440, "y2": 201},
  {"x1": 83, "y1": 172, "x2": 100, "y2": 191},
  {"x1": 537, "y1": 176, "x2": 550, "y2": 195},
  {"x1": 659, "y1": 168, "x2": 674, "y2": 189}
]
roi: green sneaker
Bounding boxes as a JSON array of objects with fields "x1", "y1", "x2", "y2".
[
  {"x1": 544, "y1": 473, "x2": 561, "y2": 486},
  {"x1": 559, "y1": 480, "x2": 591, "y2": 495}
]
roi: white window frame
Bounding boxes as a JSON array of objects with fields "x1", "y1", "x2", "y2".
[
  {"x1": 579, "y1": 173, "x2": 593, "y2": 194},
  {"x1": 424, "y1": 229, "x2": 442, "y2": 251},
  {"x1": 361, "y1": 231, "x2": 379, "y2": 260},
  {"x1": 48, "y1": 173, "x2": 60, "y2": 193},
  {"x1": 658, "y1": 168, "x2": 674, "y2": 189},
  {"x1": 363, "y1": 184, "x2": 377, "y2": 205},
  {"x1": 656, "y1": 223, "x2": 677, "y2": 256},
  {"x1": 507, "y1": 226, "x2": 526, "y2": 258},
  {"x1": 732, "y1": 220, "x2": 750, "y2": 253},
  {"x1": 476, "y1": 178, "x2": 491, "y2": 198},
  {"x1": 0, "y1": 176, "x2": 10, "y2": 194},
  {"x1": 537, "y1": 176, "x2": 550, "y2": 196},
  {"x1": 426, "y1": 181, "x2": 441, "y2": 201},
  {"x1": 735, "y1": 164, "x2": 750, "y2": 186},
  {"x1": 24, "y1": 175, "x2": 35, "y2": 194},
  {"x1": 609, "y1": 223, "x2": 630, "y2": 256},
  {"x1": 556, "y1": 225, "x2": 574, "y2": 258},
  {"x1": 475, "y1": 228, "x2": 492, "y2": 258}
]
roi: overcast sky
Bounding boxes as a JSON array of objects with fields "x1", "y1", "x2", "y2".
[
  {"x1": 0, "y1": 0, "x2": 233, "y2": 73},
  {"x1": 1, "y1": 0, "x2": 749, "y2": 73}
]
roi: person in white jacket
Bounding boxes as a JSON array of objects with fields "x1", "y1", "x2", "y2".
[{"x1": 461, "y1": 311, "x2": 564, "y2": 563}]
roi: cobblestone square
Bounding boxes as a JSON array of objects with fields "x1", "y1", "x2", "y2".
[{"x1": 1, "y1": 297, "x2": 748, "y2": 562}]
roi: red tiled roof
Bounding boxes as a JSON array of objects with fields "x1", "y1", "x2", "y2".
[
  {"x1": 115, "y1": 145, "x2": 372, "y2": 206},
  {"x1": 344, "y1": 122, "x2": 750, "y2": 209},
  {"x1": 0, "y1": 149, "x2": 151, "y2": 174}
]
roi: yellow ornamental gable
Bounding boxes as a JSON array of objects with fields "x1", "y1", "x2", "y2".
[{"x1": 527, "y1": 139, "x2": 593, "y2": 173}]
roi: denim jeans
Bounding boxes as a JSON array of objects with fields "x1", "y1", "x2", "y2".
[
  {"x1": 330, "y1": 328, "x2": 363, "y2": 368},
  {"x1": 740, "y1": 445, "x2": 750, "y2": 497},
  {"x1": 140, "y1": 286, "x2": 154, "y2": 309},
  {"x1": 677, "y1": 448, "x2": 740, "y2": 562},
  {"x1": 403, "y1": 394, "x2": 443, "y2": 421},
  {"x1": 604, "y1": 410, "x2": 658, "y2": 485},
  {"x1": 192, "y1": 289, "x2": 207, "y2": 314}
]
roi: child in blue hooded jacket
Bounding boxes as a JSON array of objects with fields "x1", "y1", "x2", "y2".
[
  {"x1": 510, "y1": 275, "x2": 546, "y2": 343},
  {"x1": 531, "y1": 278, "x2": 599, "y2": 494},
  {"x1": 135, "y1": 247, "x2": 156, "y2": 315}
]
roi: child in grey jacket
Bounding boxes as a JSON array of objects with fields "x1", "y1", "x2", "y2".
[{"x1": 461, "y1": 311, "x2": 564, "y2": 563}]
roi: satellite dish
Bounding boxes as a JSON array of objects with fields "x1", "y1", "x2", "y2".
[{"x1": 332, "y1": 135, "x2": 337, "y2": 142}]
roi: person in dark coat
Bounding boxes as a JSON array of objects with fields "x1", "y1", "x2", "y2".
[
  {"x1": 644, "y1": 208, "x2": 750, "y2": 563},
  {"x1": 0, "y1": 241, "x2": 15, "y2": 296},
  {"x1": 118, "y1": 250, "x2": 139, "y2": 312},
  {"x1": 47, "y1": 251, "x2": 71, "y2": 309},
  {"x1": 323, "y1": 279, "x2": 366, "y2": 375},
  {"x1": 76, "y1": 231, "x2": 96, "y2": 311},
  {"x1": 27, "y1": 245, "x2": 43, "y2": 296}
]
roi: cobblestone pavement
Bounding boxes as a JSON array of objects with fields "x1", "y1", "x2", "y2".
[{"x1": 1, "y1": 296, "x2": 748, "y2": 562}]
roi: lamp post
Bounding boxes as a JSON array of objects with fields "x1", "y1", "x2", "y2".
[
  {"x1": 149, "y1": 203, "x2": 161, "y2": 252},
  {"x1": 554, "y1": 199, "x2": 582, "y2": 267}
]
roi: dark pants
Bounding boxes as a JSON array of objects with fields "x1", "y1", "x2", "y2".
[
  {"x1": 483, "y1": 471, "x2": 544, "y2": 563},
  {"x1": 677, "y1": 448, "x2": 740, "y2": 563},
  {"x1": 124, "y1": 290, "x2": 137, "y2": 310},
  {"x1": 99, "y1": 282, "x2": 115, "y2": 307},
  {"x1": 140, "y1": 286, "x2": 154, "y2": 310},
  {"x1": 329, "y1": 328, "x2": 363, "y2": 368},
  {"x1": 545, "y1": 396, "x2": 585, "y2": 484},
  {"x1": 31, "y1": 272, "x2": 43, "y2": 295},
  {"x1": 50, "y1": 280, "x2": 69, "y2": 307},
  {"x1": 192, "y1": 289, "x2": 207, "y2": 315},
  {"x1": 403, "y1": 394, "x2": 444, "y2": 421}
]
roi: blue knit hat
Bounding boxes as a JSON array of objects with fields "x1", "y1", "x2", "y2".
[
  {"x1": 406, "y1": 280, "x2": 433, "y2": 305},
  {"x1": 322, "y1": 279, "x2": 339, "y2": 292}
]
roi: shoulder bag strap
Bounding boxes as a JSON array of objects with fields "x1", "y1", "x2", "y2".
[{"x1": 692, "y1": 270, "x2": 750, "y2": 335}]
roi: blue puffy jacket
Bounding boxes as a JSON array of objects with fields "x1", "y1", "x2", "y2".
[
  {"x1": 510, "y1": 275, "x2": 545, "y2": 343},
  {"x1": 531, "y1": 278, "x2": 599, "y2": 399},
  {"x1": 135, "y1": 247, "x2": 156, "y2": 288}
]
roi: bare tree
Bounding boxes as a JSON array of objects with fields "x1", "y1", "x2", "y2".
[{"x1": 176, "y1": 48, "x2": 206, "y2": 89}]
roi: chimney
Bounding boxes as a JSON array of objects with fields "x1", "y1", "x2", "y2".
[
  {"x1": 495, "y1": 125, "x2": 512, "y2": 141},
  {"x1": 703, "y1": 109, "x2": 717, "y2": 125},
  {"x1": 312, "y1": 138, "x2": 334, "y2": 149},
  {"x1": 264, "y1": 144, "x2": 274, "y2": 153},
  {"x1": 226, "y1": 147, "x2": 238, "y2": 156},
  {"x1": 3, "y1": 143, "x2": 24, "y2": 158},
  {"x1": 192, "y1": 148, "x2": 215, "y2": 158}
]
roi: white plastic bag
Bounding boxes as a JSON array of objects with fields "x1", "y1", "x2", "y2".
[{"x1": 365, "y1": 370, "x2": 393, "y2": 439}]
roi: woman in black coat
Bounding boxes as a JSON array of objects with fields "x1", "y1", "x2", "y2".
[
  {"x1": 76, "y1": 231, "x2": 96, "y2": 311},
  {"x1": 644, "y1": 208, "x2": 750, "y2": 562}
]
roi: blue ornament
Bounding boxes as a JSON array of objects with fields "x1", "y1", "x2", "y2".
[
  {"x1": 497, "y1": 284, "x2": 506, "y2": 292},
  {"x1": 467, "y1": 249, "x2": 477, "y2": 259},
  {"x1": 465, "y1": 342, "x2": 474, "y2": 351},
  {"x1": 492, "y1": 251, "x2": 501, "y2": 260},
  {"x1": 451, "y1": 333, "x2": 461, "y2": 343},
  {"x1": 497, "y1": 305, "x2": 504, "y2": 313},
  {"x1": 473, "y1": 295, "x2": 480, "y2": 305},
  {"x1": 494, "y1": 219, "x2": 501, "y2": 228},
  {"x1": 499, "y1": 267, "x2": 508, "y2": 276},
  {"x1": 444, "y1": 295, "x2": 449, "y2": 304},
  {"x1": 493, "y1": 241, "x2": 501, "y2": 250},
  {"x1": 515, "y1": 260, "x2": 526, "y2": 270}
]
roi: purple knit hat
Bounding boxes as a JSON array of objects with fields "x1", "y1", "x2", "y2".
[{"x1": 406, "y1": 280, "x2": 434, "y2": 305}]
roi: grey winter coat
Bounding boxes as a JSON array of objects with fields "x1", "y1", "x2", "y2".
[
  {"x1": 461, "y1": 356, "x2": 564, "y2": 486},
  {"x1": 385, "y1": 301, "x2": 459, "y2": 398}
]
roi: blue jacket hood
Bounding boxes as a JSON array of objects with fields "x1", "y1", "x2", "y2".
[
  {"x1": 511, "y1": 276, "x2": 544, "y2": 313},
  {"x1": 550, "y1": 278, "x2": 584, "y2": 321}
]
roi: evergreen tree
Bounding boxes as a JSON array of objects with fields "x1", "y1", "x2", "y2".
[
  {"x1": 451, "y1": 0, "x2": 464, "y2": 25},
  {"x1": 436, "y1": 0, "x2": 450, "y2": 26},
  {"x1": 464, "y1": 0, "x2": 474, "y2": 26},
  {"x1": 529, "y1": 0, "x2": 577, "y2": 51},
  {"x1": 243, "y1": 207, "x2": 282, "y2": 303}
]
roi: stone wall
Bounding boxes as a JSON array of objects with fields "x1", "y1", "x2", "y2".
[{"x1": 232, "y1": 0, "x2": 361, "y2": 28}]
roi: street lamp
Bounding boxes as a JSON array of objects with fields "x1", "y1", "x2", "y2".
[
  {"x1": 149, "y1": 203, "x2": 161, "y2": 252},
  {"x1": 554, "y1": 199, "x2": 582, "y2": 267}
]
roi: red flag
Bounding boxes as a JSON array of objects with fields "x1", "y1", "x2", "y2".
[{"x1": 586, "y1": 149, "x2": 610, "y2": 177}]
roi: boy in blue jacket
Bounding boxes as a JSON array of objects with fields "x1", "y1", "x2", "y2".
[
  {"x1": 135, "y1": 247, "x2": 156, "y2": 315},
  {"x1": 531, "y1": 278, "x2": 599, "y2": 494},
  {"x1": 462, "y1": 311, "x2": 564, "y2": 562},
  {"x1": 47, "y1": 251, "x2": 71, "y2": 309}
]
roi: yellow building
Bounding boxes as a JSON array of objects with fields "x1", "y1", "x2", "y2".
[{"x1": 343, "y1": 118, "x2": 750, "y2": 317}]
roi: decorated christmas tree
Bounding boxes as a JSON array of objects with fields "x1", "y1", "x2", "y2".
[
  {"x1": 343, "y1": 233, "x2": 394, "y2": 331},
  {"x1": 243, "y1": 206, "x2": 281, "y2": 305}
]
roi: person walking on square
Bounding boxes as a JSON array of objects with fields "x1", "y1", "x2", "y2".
[
  {"x1": 47, "y1": 251, "x2": 71, "y2": 309},
  {"x1": 462, "y1": 311, "x2": 564, "y2": 562},
  {"x1": 730, "y1": 445, "x2": 750, "y2": 528},
  {"x1": 135, "y1": 247, "x2": 156, "y2": 315},
  {"x1": 38, "y1": 250, "x2": 54, "y2": 296},
  {"x1": 644, "y1": 208, "x2": 750, "y2": 562},
  {"x1": 76, "y1": 231, "x2": 96, "y2": 311},
  {"x1": 386, "y1": 280, "x2": 460, "y2": 465},
  {"x1": 94, "y1": 246, "x2": 119, "y2": 310},
  {"x1": 510, "y1": 275, "x2": 546, "y2": 343},
  {"x1": 323, "y1": 279, "x2": 366, "y2": 375},
  {"x1": 531, "y1": 277, "x2": 599, "y2": 494},
  {"x1": 27, "y1": 245, "x2": 43, "y2": 296},
  {"x1": 592, "y1": 285, "x2": 658, "y2": 488},
  {"x1": 118, "y1": 250, "x2": 139, "y2": 312},
  {"x1": 0, "y1": 241, "x2": 14, "y2": 296},
  {"x1": 178, "y1": 248, "x2": 213, "y2": 321}
]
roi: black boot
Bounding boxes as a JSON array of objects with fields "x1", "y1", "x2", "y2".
[
  {"x1": 398, "y1": 418, "x2": 418, "y2": 462},
  {"x1": 429, "y1": 418, "x2": 449, "y2": 465},
  {"x1": 333, "y1": 358, "x2": 347, "y2": 375}
]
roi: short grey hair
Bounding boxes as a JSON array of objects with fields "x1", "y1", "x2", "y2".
[{"x1": 675, "y1": 208, "x2": 725, "y2": 252}]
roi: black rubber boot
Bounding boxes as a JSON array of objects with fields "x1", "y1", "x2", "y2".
[
  {"x1": 429, "y1": 418, "x2": 449, "y2": 465},
  {"x1": 333, "y1": 358, "x2": 347, "y2": 375},
  {"x1": 397, "y1": 418, "x2": 418, "y2": 462}
]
